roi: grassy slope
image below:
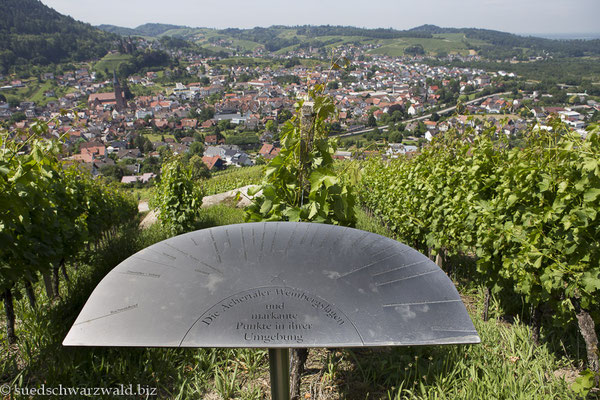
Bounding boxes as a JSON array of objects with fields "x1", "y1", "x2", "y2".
[
  {"x1": 2, "y1": 78, "x2": 75, "y2": 107},
  {"x1": 92, "y1": 53, "x2": 134, "y2": 75}
]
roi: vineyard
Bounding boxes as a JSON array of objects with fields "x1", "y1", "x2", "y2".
[
  {"x1": 204, "y1": 165, "x2": 265, "y2": 195},
  {"x1": 359, "y1": 118, "x2": 600, "y2": 379},
  {"x1": 1, "y1": 111, "x2": 599, "y2": 398},
  {"x1": 0, "y1": 121, "x2": 138, "y2": 345}
]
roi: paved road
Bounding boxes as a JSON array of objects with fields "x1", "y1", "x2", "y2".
[{"x1": 336, "y1": 91, "x2": 511, "y2": 138}]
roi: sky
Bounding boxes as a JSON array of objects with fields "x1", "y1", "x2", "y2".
[{"x1": 40, "y1": 0, "x2": 600, "y2": 36}]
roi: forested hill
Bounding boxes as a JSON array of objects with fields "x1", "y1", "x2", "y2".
[{"x1": 0, "y1": 0, "x2": 117, "y2": 73}]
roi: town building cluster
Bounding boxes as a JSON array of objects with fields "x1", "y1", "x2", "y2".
[{"x1": 1, "y1": 46, "x2": 598, "y2": 183}]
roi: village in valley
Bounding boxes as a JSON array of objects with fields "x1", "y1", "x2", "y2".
[
  {"x1": 1, "y1": 37, "x2": 599, "y2": 187},
  {"x1": 2, "y1": 0, "x2": 600, "y2": 396}
]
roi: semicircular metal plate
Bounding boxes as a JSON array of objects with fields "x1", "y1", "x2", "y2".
[{"x1": 64, "y1": 222, "x2": 480, "y2": 348}]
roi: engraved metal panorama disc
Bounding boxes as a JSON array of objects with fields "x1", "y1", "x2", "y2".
[{"x1": 63, "y1": 222, "x2": 480, "y2": 348}]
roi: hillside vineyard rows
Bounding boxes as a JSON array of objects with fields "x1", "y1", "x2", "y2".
[
  {"x1": 0, "y1": 120, "x2": 138, "y2": 344},
  {"x1": 359, "y1": 118, "x2": 600, "y2": 374}
]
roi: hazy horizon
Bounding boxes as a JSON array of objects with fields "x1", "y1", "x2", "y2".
[{"x1": 40, "y1": 0, "x2": 600, "y2": 37}]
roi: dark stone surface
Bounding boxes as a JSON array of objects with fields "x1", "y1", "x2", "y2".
[{"x1": 64, "y1": 222, "x2": 479, "y2": 348}]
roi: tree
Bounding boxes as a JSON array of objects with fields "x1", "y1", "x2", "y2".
[
  {"x1": 188, "y1": 154, "x2": 210, "y2": 180},
  {"x1": 391, "y1": 110, "x2": 404, "y2": 122},
  {"x1": 143, "y1": 140, "x2": 154, "y2": 154},
  {"x1": 150, "y1": 157, "x2": 203, "y2": 235},
  {"x1": 379, "y1": 113, "x2": 391, "y2": 125},
  {"x1": 389, "y1": 131, "x2": 404, "y2": 143},
  {"x1": 99, "y1": 164, "x2": 126, "y2": 181},
  {"x1": 265, "y1": 120, "x2": 277, "y2": 133},
  {"x1": 9, "y1": 112, "x2": 26, "y2": 124},
  {"x1": 140, "y1": 156, "x2": 160, "y2": 174},
  {"x1": 367, "y1": 113, "x2": 377, "y2": 127},
  {"x1": 188, "y1": 141, "x2": 204, "y2": 157},
  {"x1": 277, "y1": 109, "x2": 293, "y2": 124},
  {"x1": 218, "y1": 119, "x2": 231, "y2": 132},
  {"x1": 245, "y1": 84, "x2": 356, "y2": 226}
]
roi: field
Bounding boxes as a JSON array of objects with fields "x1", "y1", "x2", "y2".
[
  {"x1": 0, "y1": 77, "x2": 79, "y2": 107},
  {"x1": 143, "y1": 133, "x2": 176, "y2": 142},
  {"x1": 91, "y1": 52, "x2": 134, "y2": 75},
  {"x1": 366, "y1": 34, "x2": 489, "y2": 57}
]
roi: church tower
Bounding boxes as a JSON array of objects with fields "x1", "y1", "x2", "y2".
[{"x1": 113, "y1": 70, "x2": 126, "y2": 111}]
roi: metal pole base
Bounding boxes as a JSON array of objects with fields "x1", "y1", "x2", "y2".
[{"x1": 268, "y1": 348, "x2": 290, "y2": 400}]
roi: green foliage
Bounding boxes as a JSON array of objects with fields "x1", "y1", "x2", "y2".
[
  {"x1": 150, "y1": 157, "x2": 204, "y2": 235},
  {"x1": 358, "y1": 119, "x2": 600, "y2": 331},
  {"x1": 274, "y1": 75, "x2": 301, "y2": 85},
  {"x1": 116, "y1": 50, "x2": 171, "y2": 78},
  {"x1": 99, "y1": 164, "x2": 127, "y2": 181},
  {"x1": 188, "y1": 154, "x2": 211, "y2": 181},
  {"x1": 203, "y1": 166, "x2": 264, "y2": 196},
  {"x1": 0, "y1": 120, "x2": 137, "y2": 288},
  {"x1": 572, "y1": 369, "x2": 599, "y2": 397},
  {"x1": 0, "y1": 118, "x2": 137, "y2": 345},
  {"x1": 245, "y1": 86, "x2": 356, "y2": 226},
  {"x1": 404, "y1": 44, "x2": 425, "y2": 56}
]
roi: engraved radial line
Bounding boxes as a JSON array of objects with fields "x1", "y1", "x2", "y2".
[
  {"x1": 318, "y1": 225, "x2": 335, "y2": 248},
  {"x1": 190, "y1": 237, "x2": 199, "y2": 246},
  {"x1": 147, "y1": 248, "x2": 177, "y2": 260},
  {"x1": 309, "y1": 224, "x2": 319, "y2": 246},
  {"x1": 349, "y1": 231, "x2": 370, "y2": 249},
  {"x1": 73, "y1": 304, "x2": 138, "y2": 326},
  {"x1": 300, "y1": 223, "x2": 311, "y2": 244},
  {"x1": 240, "y1": 226, "x2": 248, "y2": 262},
  {"x1": 163, "y1": 242, "x2": 200, "y2": 262},
  {"x1": 192, "y1": 269, "x2": 210, "y2": 276},
  {"x1": 337, "y1": 250, "x2": 410, "y2": 279},
  {"x1": 119, "y1": 271, "x2": 161, "y2": 279},
  {"x1": 209, "y1": 230, "x2": 222, "y2": 264},
  {"x1": 269, "y1": 223, "x2": 278, "y2": 253},
  {"x1": 132, "y1": 256, "x2": 177, "y2": 269},
  {"x1": 251, "y1": 226, "x2": 257, "y2": 264},
  {"x1": 367, "y1": 242, "x2": 397, "y2": 259},
  {"x1": 259, "y1": 223, "x2": 266, "y2": 261},
  {"x1": 199, "y1": 261, "x2": 222, "y2": 274},
  {"x1": 358, "y1": 235, "x2": 380, "y2": 254},
  {"x1": 225, "y1": 228, "x2": 232, "y2": 249},
  {"x1": 331, "y1": 226, "x2": 350, "y2": 248},
  {"x1": 284, "y1": 223, "x2": 299, "y2": 256},
  {"x1": 382, "y1": 299, "x2": 462, "y2": 307},
  {"x1": 375, "y1": 269, "x2": 441, "y2": 287},
  {"x1": 371, "y1": 259, "x2": 428, "y2": 278}
]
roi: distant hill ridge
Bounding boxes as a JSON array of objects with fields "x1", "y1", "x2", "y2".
[
  {"x1": 98, "y1": 23, "x2": 188, "y2": 37},
  {"x1": 96, "y1": 23, "x2": 600, "y2": 58}
]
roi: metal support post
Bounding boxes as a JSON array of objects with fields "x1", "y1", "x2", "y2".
[{"x1": 268, "y1": 348, "x2": 290, "y2": 400}]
